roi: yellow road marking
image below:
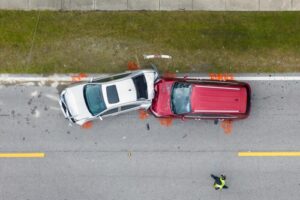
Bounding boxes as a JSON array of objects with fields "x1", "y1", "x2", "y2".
[
  {"x1": 0, "y1": 153, "x2": 45, "y2": 158},
  {"x1": 239, "y1": 152, "x2": 300, "y2": 157}
]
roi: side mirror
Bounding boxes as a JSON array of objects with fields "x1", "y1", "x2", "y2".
[
  {"x1": 151, "y1": 64, "x2": 160, "y2": 82},
  {"x1": 99, "y1": 116, "x2": 103, "y2": 121},
  {"x1": 150, "y1": 63, "x2": 158, "y2": 73}
]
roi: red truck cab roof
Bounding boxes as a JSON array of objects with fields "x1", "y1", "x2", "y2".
[{"x1": 190, "y1": 84, "x2": 247, "y2": 114}]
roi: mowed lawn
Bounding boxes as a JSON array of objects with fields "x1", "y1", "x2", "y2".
[{"x1": 1, "y1": 11, "x2": 300, "y2": 73}]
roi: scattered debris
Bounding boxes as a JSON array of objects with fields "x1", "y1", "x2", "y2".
[
  {"x1": 23, "y1": 82, "x2": 35, "y2": 86},
  {"x1": 37, "y1": 92, "x2": 42, "y2": 98},
  {"x1": 34, "y1": 110, "x2": 40, "y2": 118},
  {"x1": 45, "y1": 94, "x2": 59, "y2": 102},
  {"x1": 27, "y1": 97, "x2": 34, "y2": 105},
  {"x1": 209, "y1": 73, "x2": 234, "y2": 81},
  {"x1": 38, "y1": 81, "x2": 45, "y2": 86},
  {"x1": 139, "y1": 109, "x2": 149, "y2": 120},
  {"x1": 51, "y1": 82, "x2": 59, "y2": 88},
  {"x1": 31, "y1": 91, "x2": 38, "y2": 97},
  {"x1": 127, "y1": 61, "x2": 140, "y2": 70},
  {"x1": 214, "y1": 119, "x2": 219, "y2": 125},
  {"x1": 81, "y1": 121, "x2": 93, "y2": 129},
  {"x1": 159, "y1": 118, "x2": 173, "y2": 127},
  {"x1": 71, "y1": 73, "x2": 88, "y2": 82},
  {"x1": 31, "y1": 106, "x2": 38, "y2": 116},
  {"x1": 221, "y1": 120, "x2": 233, "y2": 135},
  {"x1": 11, "y1": 110, "x2": 15, "y2": 117}
]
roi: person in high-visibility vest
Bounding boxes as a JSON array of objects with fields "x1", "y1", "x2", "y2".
[{"x1": 211, "y1": 174, "x2": 228, "y2": 190}]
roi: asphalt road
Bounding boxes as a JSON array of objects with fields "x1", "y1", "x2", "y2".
[{"x1": 0, "y1": 80, "x2": 299, "y2": 200}]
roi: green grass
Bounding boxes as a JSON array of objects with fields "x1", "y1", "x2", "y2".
[{"x1": 1, "y1": 11, "x2": 300, "y2": 73}]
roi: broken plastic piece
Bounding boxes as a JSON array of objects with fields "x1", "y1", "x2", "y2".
[
  {"x1": 221, "y1": 120, "x2": 233, "y2": 134},
  {"x1": 71, "y1": 73, "x2": 88, "y2": 82},
  {"x1": 209, "y1": 73, "x2": 234, "y2": 81},
  {"x1": 143, "y1": 54, "x2": 172, "y2": 59},
  {"x1": 127, "y1": 61, "x2": 140, "y2": 70}
]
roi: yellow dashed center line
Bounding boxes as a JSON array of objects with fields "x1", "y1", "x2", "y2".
[
  {"x1": 239, "y1": 152, "x2": 300, "y2": 157},
  {"x1": 0, "y1": 153, "x2": 45, "y2": 158}
]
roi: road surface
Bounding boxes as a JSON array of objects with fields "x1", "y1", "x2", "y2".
[{"x1": 0, "y1": 78, "x2": 299, "y2": 200}]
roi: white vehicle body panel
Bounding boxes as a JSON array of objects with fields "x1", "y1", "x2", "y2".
[
  {"x1": 102, "y1": 79, "x2": 137, "y2": 109},
  {"x1": 63, "y1": 85, "x2": 92, "y2": 125},
  {"x1": 144, "y1": 71, "x2": 155, "y2": 101},
  {"x1": 59, "y1": 69, "x2": 158, "y2": 125}
]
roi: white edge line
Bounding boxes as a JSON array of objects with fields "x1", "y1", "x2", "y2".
[
  {"x1": 184, "y1": 76, "x2": 300, "y2": 81},
  {"x1": 0, "y1": 77, "x2": 89, "y2": 82},
  {"x1": 1, "y1": 75, "x2": 300, "y2": 82}
]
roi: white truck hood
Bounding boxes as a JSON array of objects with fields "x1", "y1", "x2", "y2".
[
  {"x1": 63, "y1": 84, "x2": 92, "y2": 124},
  {"x1": 144, "y1": 71, "x2": 156, "y2": 100}
]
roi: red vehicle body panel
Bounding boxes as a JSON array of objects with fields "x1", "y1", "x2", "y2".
[
  {"x1": 151, "y1": 80, "x2": 174, "y2": 116},
  {"x1": 150, "y1": 78, "x2": 251, "y2": 120}
]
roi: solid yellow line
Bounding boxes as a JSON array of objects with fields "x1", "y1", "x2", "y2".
[
  {"x1": 239, "y1": 152, "x2": 300, "y2": 157},
  {"x1": 0, "y1": 153, "x2": 45, "y2": 158}
]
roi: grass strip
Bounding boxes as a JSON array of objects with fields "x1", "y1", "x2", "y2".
[{"x1": 1, "y1": 11, "x2": 300, "y2": 73}]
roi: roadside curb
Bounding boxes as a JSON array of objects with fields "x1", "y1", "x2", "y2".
[
  {"x1": 0, "y1": 0, "x2": 298, "y2": 11},
  {"x1": 1, "y1": 73, "x2": 300, "y2": 83},
  {"x1": 0, "y1": 74, "x2": 100, "y2": 83}
]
